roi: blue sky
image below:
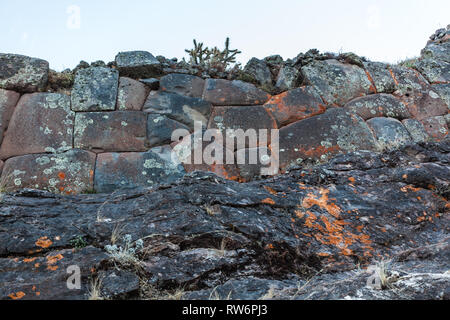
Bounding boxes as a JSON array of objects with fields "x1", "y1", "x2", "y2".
[{"x1": 1, "y1": 0, "x2": 448, "y2": 71}]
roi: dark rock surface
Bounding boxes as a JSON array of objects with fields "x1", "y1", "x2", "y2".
[{"x1": 0, "y1": 140, "x2": 448, "y2": 300}]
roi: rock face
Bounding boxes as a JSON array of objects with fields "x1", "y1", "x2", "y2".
[
  {"x1": 159, "y1": 74, "x2": 205, "y2": 98},
  {"x1": 367, "y1": 117, "x2": 412, "y2": 150},
  {"x1": 115, "y1": 51, "x2": 162, "y2": 78},
  {"x1": 203, "y1": 79, "x2": 271, "y2": 106},
  {"x1": 243, "y1": 58, "x2": 272, "y2": 86},
  {"x1": 344, "y1": 94, "x2": 410, "y2": 120},
  {"x1": 0, "y1": 141, "x2": 448, "y2": 300},
  {"x1": 0, "y1": 54, "x2": 49, "y2": 93}
]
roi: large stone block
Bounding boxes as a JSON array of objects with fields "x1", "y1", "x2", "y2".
[
  {"x1": 402, "y1": 119, "x2": 430, "y2": 143},
  {"x1": 301, "y1": 59, "x2": 373, "y2": 105},
  {"x1": 420, "y1": 116, "x2": 449, "y2": 141},
  {"x1": 344, "y1": 93, "x2": 411, "y2": 120},
  {"x1": 416, "y1": 58, "x2": 450, "y2": 84},
  {"x1": 275, "y1": 65, "x2": 301, "y2": 92},
  {"x1": 147, "y1": 114, "x2": 190, "y2": 148},
  {"x1": 0, "y1": 89, "x2": 20, "y2": 145},
  {"x1": 264, "y1": 87, "x2": 325, "y2": 127},
  {"x1": 203, "y1": 79, "x2": 271, "y2": 106},
  {"x1": 208, "y1": 106, "x2": 277, "y2": 150},
  {"x1": 94, "y1": 146, "x2": 185, "y2": 193},
  {"x1": 0, "y1": 93, "x2": 74, "y2": 160},
  {"x1": 115, "y1": 51, "x2": 162, "y2": 78},
  {"x1": 0, "y1": 54, "x2": 49, "y2": 93},
  {"x1": 117, "y1": 77, "x2": 149, "y2": 111},
  {"x1": 432, "y1": 83, "x2": 450, "y2": 108},
  {"x1": 243, "y1": 58, "x2": 272, "y2": 86},
  {"x1": 144, "y1": 91, "x2": 212, "y2": 130},
  {"x1": 363, "y1": 61, "x2": 397, "y2": 94},
  {"x1": 0, "y1": 149, "x2": 95, "y2": 194},
  {"x1": 278, "y1": 108, "x2": 377, "y2": 169},
  {"x1": 74, "y1": 111, "x2": 148, "y2": 152},
  {"x1": 367, "y1": 117, "x2": 412, "y2": 150},
  {"x1": 160, "y1": 74, "x2": 205, "y2": 98},
  {"x1": 421, "y1": 41, "x2": 450, "y2": 63},
  {"x1": 71, "y1": 67, "x2": 119, "y2": 111}
]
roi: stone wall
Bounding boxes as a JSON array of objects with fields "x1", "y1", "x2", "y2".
[{"x1": 0, "y1": 27, "x2": 449, "y2": 194}]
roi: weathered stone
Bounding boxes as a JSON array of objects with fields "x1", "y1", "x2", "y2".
[
  {"x1": 139, "y1": 78, "x2": 160, "y2": 90},
  {"x1": 74, "y1": 111, "x2": 148, "y2": 152},
  {"x1": 432, "y1": 83, "x2": 450, "y2": 108},
  {"x1": 0, "y1": 54, "x2": 49, "y2": 93},
  {"x1": 278, "y1": 108, "x2": 377, "y2": 169},
  {"x1": 0, "y1": 93, "x2": 74, "y2": 160},
  {"x1": 390, "y1": 66, "x2": 448, "y2": 120},
  {"x1": 445, "y1": 114, "x2": 450, "y2": 127},
  {"x1": 98, "y1": 270, "x2": 140, "y2": 299},
  {"x1": 402, "y1": 119, "x2": 430, "y2": 143},
  {"x1": 264, "y1": 87, "x2": 326, "y2": 127},
  {"x1": 416, "y1": 58, "x2": 450, "y2": 83},
  {"x1": 160, "y1": 74, "x2": 205, "y2": 98},
  {"x1": 115, "y1": 51, "x2": 162, "y2": 78},
  {"x1": 208, "y1": 106, "x2": 277, "y2": 150},
  {"x1": 367, "y1": 117, "x2": 413, "y2": 151},
  {"x1": 117, "y1": 77, "x2": 149, "y2": 111},
  {"x1": 147, "y1": 114, "x2": 190, "y2": 148},
  {"x1": 0, "y1": 89, "x2": 20, "y2": 145},
  {"x1": 236, "y1": 147, "x2": 276, "y2": 182},
  {"x1": 420, "y1": 116, "x2": 449, "y2": 141},
  {"x1": 94, "y1": 146, "x2": 185, "y2": 193},
  {"x1": 0, "y1": 149, "x2": 95, "y2": 194},
  {"x1": 275, "y1": 65, "x2": 301, "y2": 92},
  {"x1": 344, "y1": 93, "x2": 411, "y2": 120},
  {"x1": 144, "y1": 91, "x2": 212, "y2": 130},
  {"x1": 363, "y1": 61, "x2": 397, "y2": 93},
  {"x1": 421, "y1": 41, "x2": 450, "y2": 63},
  {"x1": 243, "y1": 58, "x2": 272, "y2": 86},
  {"x1": 0, "y1": 160, "x2": 3, "y2": 175},
  {"x1": 203, "y1": 79, "x2": 271, "y2": 106},
  {"x1": 301, "y1": 59, "x2": 373, "y2": 105},
  {"x1": 71, "y1": 67, "x2": 119, "y2": 111}
]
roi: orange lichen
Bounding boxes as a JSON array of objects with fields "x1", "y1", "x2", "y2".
[
  {"x1": 47, "y1": 265, "x2": 59, "y2": 271},
  {"x1": 58, "y1": 172, "x2": 66, "y2": 180},
  {"x1": 47, "y1": 254, "x2": 64, "y2": 265},
  {"x1": 35, "y1": 236, "x2": 53, "y2": 249},
  {"x1": 401, "y1": 185, "x2": 422, "y2": 193},
  {"x1": 264, "y1": 186, "x2": 278, "y2": 195},
  {"x1": 348, "y1": 177, "x2": 356, "y2": 183},
  {"x1": 8, "y1": 292, "x2": 26, "y2": 300},
  {"x1": 23, "y1": 257, "x2": 37, "y2": 263},
  {"x1": 302, "y1": 188, "x2": 341, "y2": 218},
  {"x1": 262, "y1": 198, "x2": 276, "y2": 205}
]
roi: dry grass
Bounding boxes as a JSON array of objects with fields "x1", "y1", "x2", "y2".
[{"x1": 88, "y1": 277, "x2": 104, "y2": 300}]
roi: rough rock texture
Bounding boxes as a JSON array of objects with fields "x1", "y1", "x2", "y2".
[
  {"x1": 0, "y1": 89, "x2": 20, "y2": 145},
  {"x1": 117, "y1": 77, "x2": 149, "y2": 111},
  {"x1": 276, "y1": 65, "x2": 301, "y2": 92},
  {"x1": 203, "y1": 79, "x2": 271, "y2": 106},
  {"x1": 402, "y1": 119, "x2": 430, "y2": 143},
  {"x1": 0, "y1": 141, "x2": 448, "y2": 300},
  {"x1": 115, "y1": 51, "x2": 162, "y2": 79},
  {"x1": 71, "y1": 67, "x2": 119, "y2": 112},
  {"x1": 432, "y1": 83, "x2": 450, "y2": 108},
  {"x1": 243, "y1": 58, "x2": 272, "y2": 86},
  {"x1": 363, "y1": 62, "x2": 397, "y2": 94},
  {"x1": 74, "y1": 111, "x2": 148, "y2": 152},
  {"x1": 421, "y1": 116, "x2": 449, "y2": 141},
  {"x1": 0, "y1": 54, "x2": 49, "y2": 93},
  {"x1": 159, "y1": 74, "x2": 205, "y2": 98},
  {"x1": 344, "y1": 94, "x2": 411, "y2": 120},
  {"x1": 367, "y1": 117, "x2": 412, "y2": 151},
  {"x1": 147, "y1": 114, "x2": 190, "y2": 148},
  {"x1": 0, "y1": 93, "x2": 74, "y2": 160}
]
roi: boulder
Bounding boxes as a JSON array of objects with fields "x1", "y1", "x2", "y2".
[
  {"x1": 301, "y1": 59, "x2": 373, "y2": 105},
  {"x1": 147, "y1": 114, "x2": 190, "y2": 148},
  {"x1": 117, "y1": 77, "x2": 149, "y2": 111},
  {"x1": 71, "y1": 67, "x2": 119, "y2": 111},
  {"x1": 0, "y1": 89, "x2": 20, "y2": 145},
  {"x1": 402, "y1": 119, "x2": 430, "y2": 143},
  {"x1": 416, "y1": 58, "x2": 450, "y2": 83},
  {"x1": 94, "y1": 146, "x2": 185, "y2": 193},
  {"x1": 421, "y1": 41, "x2": 450, "y2": 63},
  {"x1": 432, "y1": 83, "x2": 450, "y2": 108},
  {"x1": 115, "y1": 51, "x2": 162, "y2": 78},
  {"x1": 420, "y1": 116, "x2": 449, "y2": 141},
  {"x1": 0, "y1": 93, "x2": 74, "y2": 160},
  {"x1": 264, "y1": 87, "x2": 326, "y2": 127},
  {"x1": 208, "y1": 106, "x2": 278, "y2": 150},
  {"x1": 344, "y1": 93, "x2": 411, "y2": 120},
  {"x1": 367, "y1": 117, "x2": 413, "y2": 151},
  {"x1": 275, "y1": 64, "x2": 301, "y2": 92},
  {"x1": 0, "y1": 54, "x2": 49, "y2": 93},
  {"x1": 203, "y1": 79, "x2": 271, "y2": 106},
  {"x1": 144, "y1": 91, "x2": 212, "y2": 130},
  {"x1": 0, "y1": 149, "x2": 95, "y2": 194},
  {"x1": 74, "y1": 111, "x2": 148, "y2": 153},
  {"x1": 278, "y1": 108, "x2": 377, "y2": 169},
  {"x1": 243, "y1": 58, "x2": 272, "y2": 86},
  {"x1": 160, "y1": 74, "x2": 205, "y2": 98},
  {"x1": 363, "y1": 61, "x2": 397, "y2": 93}
]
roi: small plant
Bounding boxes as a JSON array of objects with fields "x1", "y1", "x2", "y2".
[
  {"x1": 88, "y1": 277, "x2": 104, "y2": 300},
  {"x1": 70, "y1": 235, "x2": 88, "y2": 249},
  {"x1": 105, "y1": 234, "x2": 144, "y2": 269},
  {"x1": 398, "y1": 57, "x2": 419, "y2": 69}
]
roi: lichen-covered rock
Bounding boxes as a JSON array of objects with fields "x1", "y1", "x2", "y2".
[
  {"x1": 203, "y1": 79, "x2": 271, "y2": 106},
  {"x1": 147, "y1": 114, "x2": 190, "y2": 148},
  {"x1": 144, "y1": 91, "x2": 212, "y2": 130},
  {"x1": 236, "y1": 146, "x2": 276, "y2": 182},
  {"x1": 363, "y1": 61, "x2": 397, "y2": 93},
  {"x1": 208, "y1": 106, "x2": 277, "y2": 150},
  {"x1": 367, "y1": 117, "x2": 413, "y2": 151},
  {"x1": 432, "y1": 83, "x2": 450, "y2": 108},
  {"x1": 278, "y1": 108, "x2": 377, "y2": 169},
  {"x1": 117, "y1": 77, "x2": 149, "y2": 111},
  {"x1": 344, "y1": 93, "x2": 411, "y2": 120},
  {"x1": 243, "y1": 58, "x2": 272, "y2": 86},
  {"x1": 0, "y1": 54, "x2": 49, "y2": 93},
  {"x1": 0, "y1": 149, "x2": 95, "y2": 194},
  {"x1": 301, "y1": 59, "x2": 373, "y2": 105},
  {"x1": 416, "y1": 58, "x2": 450, "y2": 83},
  {"x1": 0, "y1": 93, "x2": 74, "y2": 160},
  {"x1": 264, "y1": 87, "x2": 326, "y2": 127},
  {"x1": 0, "y1": 89, "x2": 20, "y2": 145},
  {"x1": 421, "y1": 41, "x2": 450, "y2": 63},
  {"x1": 160, "y1": 73, "x2": 205, "y2": 98},
  {"x1": 420, "y1": 116, "x2": 449, "y2": 141},
  {"x1": 402, "y1": 119, "x2": 430, "y2": 143},
  {"x1": 115, "y1": 51, "x2": 162, "y2": 78},
  {"x1": 74, "y1": 111, "x2": 148, "y2": 152},
  {"x1": 94, "y1": 146, "x2": 185, "y2": 193},
  {"x1": 71, "y1": 67, "x2": 119, "y2": 112},
  {"x1": 139, "y1": 78, "x2": 160, "y2": 90},
  {"x1": 275, "y1": 64, "x2": 301, "y2": 92}
]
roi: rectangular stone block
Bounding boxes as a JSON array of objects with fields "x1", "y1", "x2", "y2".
[
  {"x1": 117, "y1": 77, "x2": 149, "y2": 111},
  {"x1": 203, "y1": 79, "x2": 271, "y2": 106},
  {"x1": 0, "y1": 89, "x2": 20, "y2": 145}
]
